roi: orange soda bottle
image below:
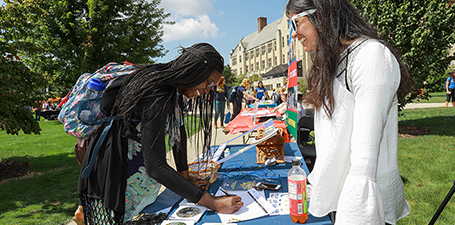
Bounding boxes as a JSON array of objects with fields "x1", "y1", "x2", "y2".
[{"x1": 288, "y1": 158, "x2": 308, "y2": 223}]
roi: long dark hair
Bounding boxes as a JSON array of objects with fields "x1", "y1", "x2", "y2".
[
  {"x1": 286, "y1": 0, "x2": 413, "y2": 117},
  {"x1": 112, "y1": 42, "x2": 224, "y2": 156}
]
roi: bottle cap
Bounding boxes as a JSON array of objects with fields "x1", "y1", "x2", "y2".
[
  {"x1": 88, "y1": 78, "x2": 107, "y2": 91},
  {"x1": 291, "y1": 158, "x2": 301, "y2": 166}
]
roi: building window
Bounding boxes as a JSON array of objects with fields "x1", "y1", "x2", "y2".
[
  {"x1": 240, "y1": 68, "x2": 242, "y2": 75},
  {"x1": 232, "y1": 56, "x2": 237, "y2": 66},
  {"x1": 261, "y1": 46, "x2": 265, "y2": 55},
  {"x1": 256, "y1": 62, "x2": 259, "y2": 71},
  {"x1": 282, "y1": 54, "x2": 285, "y2": 63},
  {"x1": 233, "y1": 69, "x2": 237, "y2": 75},
  {"x1": 268, "y1": 58, "x2": 272, "y2": 68},
  {"x1": 261, "y1": 60, "x2": 265, "y2": 70},
  {"x1": 274, "y1": 56, "x2": 277, "y2": 66},
  {"x1": 245, "y1": 52, "x2": 249, "y2": 61},
  {"x1": 282, "y1": 37, "x2": 285, "y2": 47},
  {"x1": 268, "y1": 43, "x2": 272, "y2": 53},
  {"x1": 246, "y1": 65, "x2": 249, "y2": 73},
  {"x1": 251, "y1": 64, "x2": 254, "y2": 71},
  {"x1": 274, "y1": 41, "x2": 276, "y2": 51},
  {"x1": 239, "y1": 56, "x2": 242, "y2": 63},
  {"x1": 255, "y1": 48, "x2": 259, "y2": 57}
]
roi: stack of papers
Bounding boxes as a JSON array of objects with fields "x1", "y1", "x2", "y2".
[{"x1": 215, "y1": 188, "x2": 274, "y2": 223}]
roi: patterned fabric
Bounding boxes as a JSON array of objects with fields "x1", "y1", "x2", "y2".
[
  {"x1": 58, "y1": 62, "x2": 135, "y2": 139},
  {"x1": 124, "y1": 92, "x2": 183, "y2": 222},
  {"x1": 124, "y1": 123, "x2": 162, "y2": 222}
]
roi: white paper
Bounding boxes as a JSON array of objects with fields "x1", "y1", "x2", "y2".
[
  {"x1": 216, "y1": 188, "x2": 273, "y2": 223},
  {"x1": 267, "y1": 192, "x2": 290, "y2": 215}
]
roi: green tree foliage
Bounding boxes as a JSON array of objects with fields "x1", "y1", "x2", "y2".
[
  {"x1": 351, "y1": 0, "x2": 455, "y2": 100},
  {"x1": 222, "y1": 64, "x2": 238, "y2": 89},
  {"x1": 24, "y1": 0, "x2": 170, "y2": 96},
  {"x1": 0, "y1": 0, "x2": 47, "y2": 135}
]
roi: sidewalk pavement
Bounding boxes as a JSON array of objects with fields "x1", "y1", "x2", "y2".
[
  {"x1": 404, "y1": 102, "x2": 450, "y2": 109},
  {"x1": 66, "y1": 102, "x2": 446, "y2": 224}
]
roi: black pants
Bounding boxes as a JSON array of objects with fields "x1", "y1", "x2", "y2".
[{"x1": 231, "y1": 102, "x2": 242, "y2": 121}]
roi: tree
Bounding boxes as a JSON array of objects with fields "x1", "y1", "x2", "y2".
[
  {"x1": 23, "y1": 0, "x2": 171, "y2": 96},
  {"x1": 0, "y1": 0, "x2": 48, "y2": 135},
  {"x1": 351, "y1": 0, "x2": 455, "y2": 103},
  {"x1": 222, "y1": 64, "x2": 238, "y2": 89}
]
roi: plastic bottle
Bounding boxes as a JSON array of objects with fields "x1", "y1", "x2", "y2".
[
  {"x1": 79, "y1": 78, "x2": 106, "y2": 124},
  {"x1": 85, "y1": 78, "x2": 106, "y2": 98},
  {"x1": 288, "y1": 158, "x2": 308, "y2": 223}
]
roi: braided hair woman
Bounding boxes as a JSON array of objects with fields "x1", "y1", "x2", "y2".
[
  {"x1": 286, "y1": 0, "x2": 413, "y2": 224},
  {"x1": 78, "y1": 43, "x2": 243, "y2": 224}
]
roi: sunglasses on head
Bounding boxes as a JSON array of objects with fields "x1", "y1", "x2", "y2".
[{"x1": 290, "y1": 9, "x2": 317, "y2": 31}]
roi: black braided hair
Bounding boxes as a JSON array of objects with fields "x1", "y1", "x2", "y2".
[{"x1": 112, "y1": 42, "x2": 224, "y2": 159}]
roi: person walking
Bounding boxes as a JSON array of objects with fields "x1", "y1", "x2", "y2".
[
  {"x1": 286, "y1": 0, "x2": 413, "y2": 224},
  {"x1": 214, "y1": 76, "x2": 228, "y2": 128},
  {"x1": 77, "y1": 43, "x2": 243, "y2": 225},
  {"x1": 444, "y1": 71, "x2": 455, "y2": 107}
]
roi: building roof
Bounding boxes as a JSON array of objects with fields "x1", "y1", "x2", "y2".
[
  {"x1": 231, "y1": 19, "x2": 281, "y2": 57},
  {"x1": 262, "y1": 64, "x2": 288, "y2": 77}
]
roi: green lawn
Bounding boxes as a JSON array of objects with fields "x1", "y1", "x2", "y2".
[
  {"x1": 419, "y1": 91, "x2": 447, "y2": 103},
  {"x1": 1, "y1": 107, "x2": 455, "y2": 224},
  {"x1": 397, "y1": 107, "x2": 455, "y2": 224}
]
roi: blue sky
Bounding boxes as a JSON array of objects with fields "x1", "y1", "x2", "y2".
[{"x1": 0, "y1": 0, "x2": 289, "y2": 64}]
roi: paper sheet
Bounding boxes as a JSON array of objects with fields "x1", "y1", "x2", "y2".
[
  {"x1": 267, "y1": 192, "x2": 290, "y2": 215},
  {"x1": 215, "y1": 188, "x2": 273, "y2": 223}
]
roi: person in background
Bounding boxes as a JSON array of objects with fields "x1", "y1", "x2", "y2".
[
  {"x1": 271, "y1": 88, "x2": 278, "y2": 102},
  {"x1": 214, "y1": 76, "x2": 228, "y2": 128},
  {"x1": 272, "y1": 90, "x2": 287, "y2": 115},
  {"x1": 230, "y1": 78, "x2": 258, "y2": 120},
  {"x1": 78, "y1": 43, "x2": 243, "y2": 225},
  {"x1": 444, "y1": 71, "x2": 455, "y2": 107},
  {"x1": 34, "y1": 101, "x2": 42, "y2": 121},
  {"x1": 275, "y1": 88, "x2": 283, "y2": 105},
  {"x1": 245, "y1": 86, "x2": 255, "y2": 106},
  {"x1": 286, "y1": 0, "x2": 413, "y2": 224},
  {"x1": 255, "y1": 81, "x2": 269, "y2": 100},
  {"x1": 296, "y1": 91, "x2": 306, "y2": 121}
]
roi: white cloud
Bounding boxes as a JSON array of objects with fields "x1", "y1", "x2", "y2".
[
  {"x1": 162, "y1": 15, "x2": 219, "y2": 42},
  {"x1": 158, "y1": 0, "x2": 220, "y2": 42},
  {"x1": 160, "y1": 0, "x2": 214, "y2": 17}
]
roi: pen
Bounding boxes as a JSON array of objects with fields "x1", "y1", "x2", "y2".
[{"x1": 219, "y1": 187, "x2": 231, "y2": 196}]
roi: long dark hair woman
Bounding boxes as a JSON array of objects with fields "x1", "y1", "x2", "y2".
[
  {"x1": 286, "y1": 0, "x2": 413, "y2": 224},
  {"x1": 77, "y1": 43, "x2": 243, "y2": 224}
]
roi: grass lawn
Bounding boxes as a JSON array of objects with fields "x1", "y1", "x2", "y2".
[
  {"x1": 0, "y1": 107, "x2": 454, "y2": 224},
  {"x1": 397, "y1": 107, "x2": 455, "y2": 224},
  {"x1": 419, "y1": 91, "x2": 447, "y2": 104},
  {"x1": 0, "y1": 117, "x2": 201, "y2": 225}
]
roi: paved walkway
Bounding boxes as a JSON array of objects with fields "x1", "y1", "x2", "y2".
[
  {"x1": 404, "y1": 102, "x2": 449, "y2": 109},
  {"x1": 66, "y1": 102, "x2": 447, "y2": 224}
]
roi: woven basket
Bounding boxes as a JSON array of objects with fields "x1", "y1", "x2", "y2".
[{"x1": 188, "y1": 161, "x2": 221, "y2": 183}]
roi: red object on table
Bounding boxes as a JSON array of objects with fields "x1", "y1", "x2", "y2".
[{"x1": 225, "y1": 108, "x2": 290, "y2": 143}]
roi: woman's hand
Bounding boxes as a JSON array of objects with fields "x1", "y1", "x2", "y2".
[{"x1": 198, "y1": 191, "x2": 244, "y2": 214}]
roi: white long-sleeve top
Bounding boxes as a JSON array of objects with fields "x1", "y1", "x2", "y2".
[{"x1": 308, "y1": 38, "x2": 410, "y2": 224}]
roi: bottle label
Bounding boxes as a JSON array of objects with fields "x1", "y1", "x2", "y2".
[{"x1": 288, "y1": 178, "x2": 307, "y2": 215}]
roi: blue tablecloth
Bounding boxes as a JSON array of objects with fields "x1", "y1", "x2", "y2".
[{"x1": 143, "y1": 143, "x2": 332, "y2": 224}]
